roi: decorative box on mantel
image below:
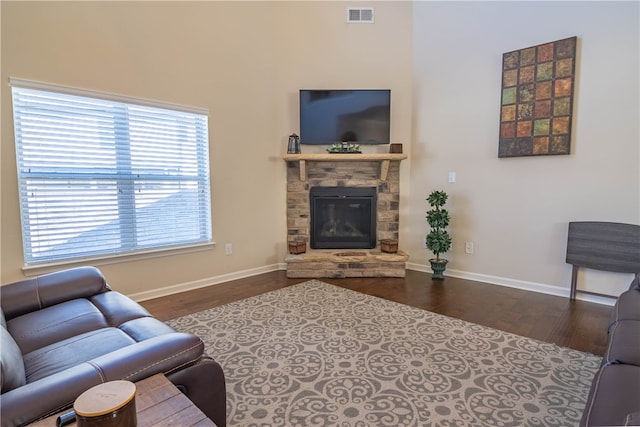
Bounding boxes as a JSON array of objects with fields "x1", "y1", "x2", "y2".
[{"x1": 283, "y1": 152, "x2": 408, "y2": 278}]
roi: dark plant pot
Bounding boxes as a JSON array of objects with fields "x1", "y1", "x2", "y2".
[{"x1": 429, "y1": 258, "x2": 448, "y2": 280}]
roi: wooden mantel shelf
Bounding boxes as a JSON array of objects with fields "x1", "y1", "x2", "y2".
[{"x1": 283, "y1": 153, "x2": 407, "y2": 181}]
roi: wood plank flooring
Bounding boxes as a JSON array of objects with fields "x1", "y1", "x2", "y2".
[{"x1": 139, "y1": 269, "x2": 613, "y2": 356}]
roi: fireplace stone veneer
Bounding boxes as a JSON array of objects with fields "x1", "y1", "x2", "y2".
[{"x1": 284, "y1": 153, "x2": 408, "y2": 278}]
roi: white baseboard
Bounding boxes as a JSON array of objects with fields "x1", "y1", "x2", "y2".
[
  {"x1": 406, "y1": 262, "x2": 616, "y2": 306},
  {"x1": 130, "y1": 263, "x2": 284, "y2": 302},
  {"x1": 130, "y1": 261, "x2": 614, "y2": 307}
]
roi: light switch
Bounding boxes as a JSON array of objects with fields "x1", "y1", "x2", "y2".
[{"x1": 448, "y1": 171, "x2": 456, "y2": 183}]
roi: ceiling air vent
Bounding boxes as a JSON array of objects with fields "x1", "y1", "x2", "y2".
[{"x1": 347, "y1": 7, "x2": 374, "y2": 24}]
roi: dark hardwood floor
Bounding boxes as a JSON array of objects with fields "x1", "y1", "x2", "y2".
[{"x1": 140, "y1": 269, "x2": 612, "y2": 356}]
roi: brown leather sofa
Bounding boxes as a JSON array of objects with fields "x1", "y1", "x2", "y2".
[
  {"x1": 0, "y1": 266, "x2": 226, "y2": 427},
  {"x1": 580, "y1": 276, "x2": 640, "y2": 426}
]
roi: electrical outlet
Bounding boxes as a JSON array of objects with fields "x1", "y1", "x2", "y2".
[
  {"x1": 225, "y1": 243, "x2": 233, "y2": 255},
  {"x1": 465, "y1": 242, "x2": 474, "y2": 254},
  {"x1": 448, "y1": 171, "x2": 456, "y2": 183}
]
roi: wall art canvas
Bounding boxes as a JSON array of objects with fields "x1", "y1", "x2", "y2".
[{"x1": 498, "y1": 36, "x2": 577, "y2": 158}]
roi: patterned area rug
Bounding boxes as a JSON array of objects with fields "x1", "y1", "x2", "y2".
[{"x1": 167, "y1": 280, "x2": 601, "y2": 426}]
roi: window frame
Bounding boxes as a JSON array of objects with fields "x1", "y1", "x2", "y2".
[{"x1": 10, "y1": 78, "x2": 214, "y2": 270}]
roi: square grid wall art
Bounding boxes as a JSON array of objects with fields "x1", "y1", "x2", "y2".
[{"x1": 498, "y1": 36, "x2": 577, "y2": 158}]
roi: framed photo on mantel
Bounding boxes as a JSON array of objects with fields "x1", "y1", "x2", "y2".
[{"x1": 498, "y1": 36, "x2": 577, "y2": 158}]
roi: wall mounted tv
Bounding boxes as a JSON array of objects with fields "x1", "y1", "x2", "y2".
[{"x1": 299, "y1": 89, "x2": 391, "y2": 145}]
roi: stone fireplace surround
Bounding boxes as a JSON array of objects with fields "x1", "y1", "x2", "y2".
[{"x1": 284, "y1": 153, "x2": 408, "y2": 278}]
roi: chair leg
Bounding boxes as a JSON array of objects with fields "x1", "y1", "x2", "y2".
[{"x1": 570, "y1": 265, "x2": 579, "y2": 300}]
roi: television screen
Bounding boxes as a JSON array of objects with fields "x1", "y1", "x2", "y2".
[{"x1": 299, "y1": 89, "x2": 391, "y2": 145}]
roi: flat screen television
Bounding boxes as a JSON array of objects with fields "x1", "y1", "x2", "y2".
[{"x1": 299, "y1": 89, "x2": 391, "y2": 145}]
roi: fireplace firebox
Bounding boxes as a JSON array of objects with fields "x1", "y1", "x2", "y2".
[{"x1": 310, "y1": 187, "x2": 377, "y2": 249}]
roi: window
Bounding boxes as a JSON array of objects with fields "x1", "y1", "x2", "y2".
[{"x1": 11, "y1": 78, "x2": 212, "y2": 266}]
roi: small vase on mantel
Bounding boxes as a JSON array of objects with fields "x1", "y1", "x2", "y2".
[{"x1": 287, "y1": 133, "x2": 300, "y2": 154}]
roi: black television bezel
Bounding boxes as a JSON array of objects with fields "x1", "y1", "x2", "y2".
[{"x1": 299, "y1": 89, "x2": 391, "y2": 145}]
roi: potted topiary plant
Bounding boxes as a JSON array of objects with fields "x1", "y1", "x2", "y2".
[{"x1": 425, "y1": 190, "x2": 452, "y2": 279}]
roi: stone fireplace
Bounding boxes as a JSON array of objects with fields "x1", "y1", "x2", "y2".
[{"x1": 284, "y1": 153, "x2": 408, "y2": 278}]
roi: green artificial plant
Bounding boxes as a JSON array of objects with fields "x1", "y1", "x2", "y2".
[{"x1": 425, "y1": 190, "x2": 452, "y2": 262}]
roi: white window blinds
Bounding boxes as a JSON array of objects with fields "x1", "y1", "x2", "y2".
[{"x1": 11, "y1": 79, "x2": 212, "y2": 266}]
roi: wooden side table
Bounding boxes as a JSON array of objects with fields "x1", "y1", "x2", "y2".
[{"x1": 29, "y1": 374, "x2": 216, "y2": 427}]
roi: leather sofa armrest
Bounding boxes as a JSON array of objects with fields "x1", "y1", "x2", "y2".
[
  {"x1": 1, "y1": 363, "x2": 105, "y2": 427},
  {"x1": 90, "y1": 332, "x2": 205, "y2": 382},
  {"x1": 167, "y1": 357, "x2": 227, "y2": 427},
  {"x1": 0, "y1": 333, "x2": 205, "y2": 427},
  {"x1": 0, "y1": 267, "x2": 109, "y2": 320}
]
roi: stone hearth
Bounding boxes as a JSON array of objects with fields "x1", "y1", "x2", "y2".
[
  {"x1": 284, "y1": 153, "x2": 407, "y2": 278},
  {"x1": 285, "y1": 249, "x2": 409, "y2": 278}
]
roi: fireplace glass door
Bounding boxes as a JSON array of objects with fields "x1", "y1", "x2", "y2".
[{"x1": 310, "y1": 187, "x2": 376, "y2": 249}]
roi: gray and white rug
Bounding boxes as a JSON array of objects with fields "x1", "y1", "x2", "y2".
[{"x1": 167, "y1": 280, "x2": 601, "y2": 426}]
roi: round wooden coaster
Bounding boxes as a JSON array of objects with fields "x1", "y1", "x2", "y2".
[{"x1": 74, "y1": 380, "x2": 136, "y2": 426}]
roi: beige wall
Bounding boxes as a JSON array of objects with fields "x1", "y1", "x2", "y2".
[
  {"x1": 2, "y1": 1, "x2": 638, "y2": 301},
  {"x1": 0, "y1": 2, "x2": 413, "y2": 295},
  {"x1": 408, "y1": 1, "x2": 639, "y2": 298}
]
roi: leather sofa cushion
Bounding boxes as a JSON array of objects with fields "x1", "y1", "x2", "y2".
[
  {"x1": 119, "y1": 317, "x2": 177, "y2": 342},
  {"x1": 604, "y1": 320, "x2": 640, "y2": 366},
  {"x1": 0, "y1": 326, "x2": 26, "y2": 393},
  {"x1": 7, "y1": 299, "x2": 109, "y2": 354},
  {"x1": 581, "y1": 364, "x2": 640, "y2": 427},
  {"x1": 609, "y1": 285, "x2": 640, "y2": 331},
  {"x1": 90, "y1": 291, "x2": 153, "y2": 326},
  {"x1": 23, "y1": 327, "x2": 136, "y2": 383}
]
